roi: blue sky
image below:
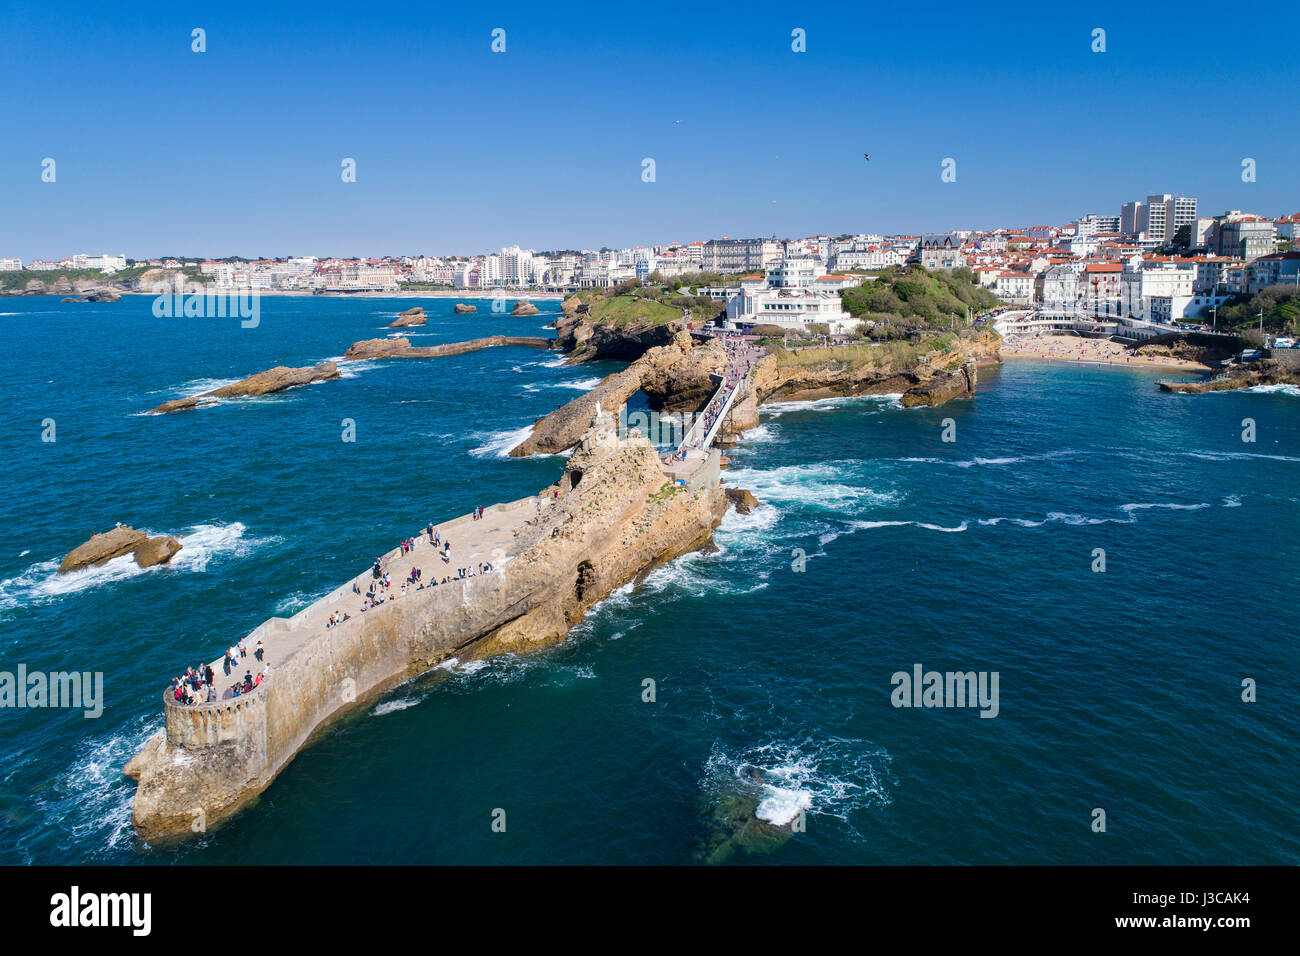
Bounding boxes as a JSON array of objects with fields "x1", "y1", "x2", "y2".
[{"x1": 2, "y1": 0, "x2": 1297, "y2": 258}]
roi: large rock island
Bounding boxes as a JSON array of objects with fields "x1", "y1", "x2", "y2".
[{"x1": 125, "y1": 409, "x2": 729, "y2": 842}]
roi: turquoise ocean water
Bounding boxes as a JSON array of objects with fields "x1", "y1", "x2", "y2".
[{"x1": 0, "y1": 295, "x2": 1296, "y2": 864}]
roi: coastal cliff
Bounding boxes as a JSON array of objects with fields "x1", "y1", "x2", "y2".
[
  {"x1": 125, "y1": 410, "x2": 727, "y2": 842},
  {"x1": 555, "y1": 293, "x2": 687, "y2": 363}
]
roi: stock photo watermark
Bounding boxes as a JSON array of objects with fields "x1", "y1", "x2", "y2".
[{"x1": 0, "y1": 665, "x2": 103, "y2": 718}]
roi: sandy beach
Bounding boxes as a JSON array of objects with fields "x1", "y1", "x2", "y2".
[{"x1": 1000, "y1": 335, "x2": 1210, "y2": 371}]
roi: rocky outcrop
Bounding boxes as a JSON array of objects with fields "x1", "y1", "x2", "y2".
[
  {"x1": 751, "y1": 335, "x2": 997, "y2": 410},
  {"x1": 510, "y1": 331, "x2": 700, "y2": 456},
  {"x1": 59, "y1": 288, "x2": 122, "y2": 303},
  {"x1": 899, "y1": 363, "x2": 978, "y2": 407},
  {"x1": 1135, "y1": 333, "x2": 1244, "y2": 366},
  {"x1": 148, "y1": 362, "x2": 341, "y2": 414},
  {"x1": 554, "y1": 307, "x2": 687, "y2": 363},
  {"x1": 512, "y1": 301, "x2": 540, "y2": 316},
  {"x1": 1158, "y1": 359, "x2": 1300, "y2": 394},
  {"x1": 388, "y1": 307, "x2": 427, "y2": 328},
  {"x1": 343, "y1": 335, "x2": 553, "y2": 361},
  {"x1": 725, "y1": 488, "x2": 759, "y2": 514},
  {"x1": 60, "y1": 526, "x2": 182, "y2": 573},
  {"x1": 453, "y1": 303, "x2": 477, "y2": 314},
  {"x1": 126, "y1": 410, "x2": 726, "y2": 842},
  {"x1": 133, "y1": 536, "x2": 183, "y2": 569}
]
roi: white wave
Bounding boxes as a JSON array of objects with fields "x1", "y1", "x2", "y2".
[
  {"x1": 895, "y1": 449, "x2": 1076, "y2": 469},
  {"x1": 553, "y1": 377, "x2": 602, "y2": 390},
  {"x1": 1246, "y1": 383, "x2": 1300, "y2": 397},
  {"x1": 0, "y1": 522, "x2": 270, "y2": 614},
  {"x1": 850, "y1": 519, "x2": 968, "y2": 533},
  {"x1": 333, "y1": 358, "x2": 383, "y2": 380},
  {"x1": 371, "y1": 697, "x2": 421, "y2": 716},
  {"x1": 44, "y1": 716, "x2": 164, "y2": 856},
  {"x1": 762, "y1": 393, "x2": 902, "y2": 416},
  {"x1": 737, "y1": 423, "x2": 779, "y2": 444},
  {"x1": 1120, "y1": 502, "x2": 1209, "y2": 513},
  {"x1": 1222, "y1": 494, "x2": 1243, "y2": 508},
  {"x1": 724, "y1": 462, "x2": 900, "y2": 510},
  {"x1": 169, "y1": 376, "x2": 240, "y2": 398},
  {"x1": 1186, "y1": 451, "x2": 1300, "y2": 463},
  {"x1": 704, "y1": 738, "x2": 892, "y2": 830},
  {"x1": 469, "y1": 424, "x2": 535, "y2": 459}
]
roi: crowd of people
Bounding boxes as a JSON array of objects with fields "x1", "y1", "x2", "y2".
[
  {"x1": 679, "y1": 335, "x2": 760, "y2": 453},
  {"x1": 172, "y1": 509, "x2": 504, "y2": 705},
  {"x1": 170, "y1": 637, "x2": 271, "y2": 706}
]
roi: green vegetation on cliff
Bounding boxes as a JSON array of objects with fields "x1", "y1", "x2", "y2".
[
  {"x1": 771, "y1": 332, "x2": 959, "y2": 372},
  {"x1": 1215, "y1": 285, "x2": 1300, "y2": 336},
  {"x1": 841, "y1": 265, "x2": 1000, "y2": 337},
  {"x1": 0, "y1": 266, "x2": 207, "y2": 292},
  {"x1": 570, "y1": 284, "x2": 723, "y2": 326}
]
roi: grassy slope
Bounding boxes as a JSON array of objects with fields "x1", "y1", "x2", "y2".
[{"x1": 840, "y1": 266, "x2": 1000, "y2": 331}]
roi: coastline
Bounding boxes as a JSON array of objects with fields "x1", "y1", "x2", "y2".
[
  {"x1": 1000, "y1": 335, "x2": 1211, "y2": 371},
  {"x1": 108, "y1": 289, "x2": 569, "y2": 300}
]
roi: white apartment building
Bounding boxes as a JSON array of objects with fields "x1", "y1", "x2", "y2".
[
  {"x1": 72, "y1": 253, "x2": 128, "y2": 272},
  {"x1": 1074, "y1": 215, "x2": 1121, "y2": 237},
  {"x1": 918, "y1": 234, "x2": 967, "y2": 271},
  {"x1": 766, "y1": 256, "x2": 826, "y2": 288},
  {"x1": 1122, "y1": 194, "x2": 1197, "y2": 243},
  {"x1": 0, "y1": 258, "x2": 22, "y2": 271},
  {"x1": 832, "y1": 247, "x2": 902, "y2": 271},
  {"x1": 994, "y1": 272, "x2": 1034, "y2": 302},
  {"x1": 1120, "y1": 257, "x2": 1196, "y2": 320},
  {"x1": 700, "y1": 238, "x2": 782, "y2": 273},
  {"x1": 726, "y1": 287, "x2": 857, "y2": 334}
]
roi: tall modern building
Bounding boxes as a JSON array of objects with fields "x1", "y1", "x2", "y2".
[
  {"x1": 1119, "y1": 194, "x2": 1197, "y2": 243},
  {"x1": 1074, "y1": 214, "x2": 1121, "y2": 237}
]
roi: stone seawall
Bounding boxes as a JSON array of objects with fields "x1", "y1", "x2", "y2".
[{"x1": 126, "y1": 411, "x2": 727, "y2": 842}]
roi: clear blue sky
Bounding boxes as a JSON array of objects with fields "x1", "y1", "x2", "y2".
[{"x1": 2, "y1": 0, "x2": 1297, "y2": 259}]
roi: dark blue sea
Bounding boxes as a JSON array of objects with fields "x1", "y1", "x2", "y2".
[{"x1": 0, "y1": 295, "x2": 1296, "y2": 864}]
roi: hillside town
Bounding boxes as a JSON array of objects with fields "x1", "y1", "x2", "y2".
[{"x1": 4, "y1": 193, "x2": 1298, "y2": 340}]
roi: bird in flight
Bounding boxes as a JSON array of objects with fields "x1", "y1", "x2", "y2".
[{"x1": 863, "y1": 153, "x2": 870, "y2": 161}]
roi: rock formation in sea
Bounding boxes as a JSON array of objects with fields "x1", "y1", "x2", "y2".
[
  {"x1": 343, "y1": 335, "x2": 552, "y2": 361},
  {"x1": 1158, "y1": 356, "x2": 1300, "y2": 394},
  {"x1": 148, "y1": 362, "x2": 342, "y2": 414},
  {"x1": 453, "y1": 303, "x2": 477, "y2": 314},
  {"x1": 511, "y1": 301, "x2": 540, "y2": 316},
  {"x1": 125, "y1": 407, "x2": 730, "y2": 842},
  {"x1": 724, "y1": 488, "x2": 759, "y2": 515},
  {"x1": 387, "y1": 306, "x2": 427, "y2": 328},
  {"x1": 555, "y1": 295, "x2": 687, "y2": 363},
  {"x1": 509, "y1": 331, "x2": 705, "y2": 457},
  {"x1": 60, "y1": 526, "x2": 182, "y2": 573}
]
